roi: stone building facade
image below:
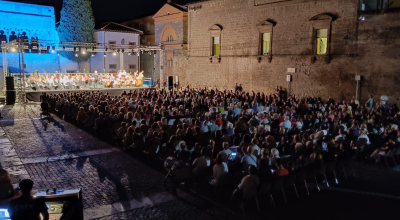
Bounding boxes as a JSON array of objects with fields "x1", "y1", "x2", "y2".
[{"x1": 154, "y1": 0, "x2": 400, "y2": 103}]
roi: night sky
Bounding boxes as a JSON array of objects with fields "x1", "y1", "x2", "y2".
[{"x1": 5, "y1": 0, "x2": 198, "y2": 23}]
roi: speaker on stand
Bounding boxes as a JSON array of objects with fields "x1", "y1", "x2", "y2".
[{"x1": 5, "y1": 76, "x2": 16, "y2": 105}]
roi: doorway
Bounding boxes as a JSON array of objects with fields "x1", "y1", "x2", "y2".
[{"x1": 168, "y1": 76, "x2": 173, "y2": 90}]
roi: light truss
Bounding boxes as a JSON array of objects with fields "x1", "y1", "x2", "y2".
[{"x1": 1, "y1": 39, "x2": 162, "y2": 53}]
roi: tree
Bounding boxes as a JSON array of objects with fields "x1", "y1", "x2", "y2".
[{"x1": 57, "y1": 0, "x2": 95, "y2": 63}]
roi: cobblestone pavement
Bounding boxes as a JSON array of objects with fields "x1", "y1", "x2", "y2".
[
  {"x1": 1, "y1": 104, "x2": 400, "y2": 220},
  {"x1": 0, "y1": 104, "x2": 241, "y2": 219}
]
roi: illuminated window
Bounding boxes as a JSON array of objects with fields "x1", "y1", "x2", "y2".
[
  {"x1": 316, "y1": 29, "x2": 328, "y2": 55},
  {"x1": 262, "y1": 33, "x2": 271, "y2": 55},
  {"x1": 257, "y1": 20, "x2": 274, "y2": 58},
  {"x1": 212, "y1": 37, "x2": 220, "y2": 56},
  {"x1": 209, "y1": 24, "x2": 222, "y2": 57}
]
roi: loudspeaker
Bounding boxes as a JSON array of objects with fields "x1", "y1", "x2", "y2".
[
  {"x1": 6, "y1": 76, "x2": 15, "y2": 91},
  {"x1": 6, "y1": 90, "x2": 16, "y2": 105}
]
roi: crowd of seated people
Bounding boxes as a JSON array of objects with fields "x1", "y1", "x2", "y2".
[{"x1": 40, "y1": 86, "x2": 400, "y2": 202}]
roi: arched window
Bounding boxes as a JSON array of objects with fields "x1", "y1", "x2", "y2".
[{"x1": 160, "y1": 26, "x2": 177, "y2": 43}]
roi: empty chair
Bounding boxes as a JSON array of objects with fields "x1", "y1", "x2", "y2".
[
  {"x1": 284, "y1": 174, "x2": 299, "y2": 199},
  {"x1": 324, "y1": 161, "x2": 338, "y2": 186},
  {"x1": 295, "y1": 166, "x2": 310, "y2": 195},
  {"x1": 270, "y1": 176, "x2": 286, "y2": 207},
  {"x1": 380, "y1": 148, "x2": 398, "y2": 168},
  {"x1": 336, "y1": 160, "x2": 347, "y2": 180},
  {"x1": 307, "y1": 164, "x2": 320, "y2": 191}
]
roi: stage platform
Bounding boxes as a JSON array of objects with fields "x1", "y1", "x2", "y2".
[{"x1": 26, "y1": 86, "x2": 153, "y2": 102}]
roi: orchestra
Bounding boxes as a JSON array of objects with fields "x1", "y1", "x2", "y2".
[{"x1": 24, "y1": 70, "x2": 145, "y2": 91}]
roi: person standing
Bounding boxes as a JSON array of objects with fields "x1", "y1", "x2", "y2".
[
  {"x1": 366, "y1": 95, "x2": 374, "y2": 110},
  {"x1": 8, "y1": 179, "x2": 49, "y2": 220}
]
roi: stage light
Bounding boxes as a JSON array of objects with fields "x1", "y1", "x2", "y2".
[
  {"x1": 103, "y1": 53, "x2": 107, "y2": 57},
  {"x1": 91, "y1": 54, "x2": 95, "y2": 57},
  {"x1": 75, "y1": 53, "x2": 79, "y2": 57},
  {"x1": 113, "y1": 52, "x2": 117, "y2": 56},
  {"x1": 11, "y1": 47, "x2": 16, "y2": 52},
  {"x1": 82, "y1": 50, "x2": 86, "y2": 54}
]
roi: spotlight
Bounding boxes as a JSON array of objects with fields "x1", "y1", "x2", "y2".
[
  {"x1": 11, "y1": 47, "x2": 16, "y2": 52},
  {"x1": 75, "y1": 53, "x2": 79, "y2": 57},
  {"x1": 91, "y1": 54, "x2": 95, "y2": 57},
  {"x1": 82, "y1": 50, "x2": 86, "y2": 54},
  {"x1": 103, "y1": 53, "x2": 107, "y2": 57},
  {"x1": 113, "y1": 52, "x2": 117, "y2": 56}
]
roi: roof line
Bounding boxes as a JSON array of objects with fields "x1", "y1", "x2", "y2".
[{"x1": 100, "y1": 22, "x2": 144, "y2": 34}]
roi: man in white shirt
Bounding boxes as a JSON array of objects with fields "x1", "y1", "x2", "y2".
[
  {"x1": 241, "y1": 147, "x2": 257, "y2": 174},
  {"x1": 283, "y1": 116, "x2": 291, "y2": 130}
]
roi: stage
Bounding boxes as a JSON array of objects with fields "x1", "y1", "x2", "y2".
[{"x1": 26, "y1": 86, "x2": 153, "y2": 102}]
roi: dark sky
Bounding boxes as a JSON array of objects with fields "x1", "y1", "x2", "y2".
[{"x1": 5, "y1": 0, "x2": 198, "y2": 23}]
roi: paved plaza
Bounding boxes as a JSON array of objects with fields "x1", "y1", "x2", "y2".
[{"x1": 1, "y1": 103, "x2": 400, "y2": 220}]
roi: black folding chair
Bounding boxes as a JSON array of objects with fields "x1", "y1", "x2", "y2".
[
  {"x1": 270, "y1": 176, "x2": 286, "y2": 207},
  {"x1": 284, "y1": 174, "x2": 299, "y2": 199},
  {"x1": 295, "y1": 166, "x2": 310, "y2": 195}
]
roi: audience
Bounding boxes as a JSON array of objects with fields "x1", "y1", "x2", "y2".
[{"x1": 39, "y1": 86, "x2": 399, "y2": 199}]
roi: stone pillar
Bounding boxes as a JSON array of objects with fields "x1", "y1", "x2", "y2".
[
  {"x1": 120, "y1": 52, "x2": 124, "y2": 71},
  {"x1": 159, "y1": 49, "x2": 166, "y2": 89}
]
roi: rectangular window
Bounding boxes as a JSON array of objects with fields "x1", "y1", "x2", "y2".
[
  {"x1": 316, "y1": 29, "x2": 328, "y2": 55},
  {"x1": 212, "y1": 37, "x2": 220, "y2": 56},
  {"x1": 262, "y1": 33, "x2": 271, "y2": 55},
  {"x1": 109, "y1": 64, "x2": 117, "y2": 69},
  {"x1": 168, "y1": 60, "x2": 173, "y2": 67},
  {"x1": 129, "y1": 64, "x2": 136, "y2": 69}
]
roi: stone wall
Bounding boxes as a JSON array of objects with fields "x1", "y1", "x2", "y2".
[{"x1": 170, "y1": 0, "x2": 400, "y2": 104}]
